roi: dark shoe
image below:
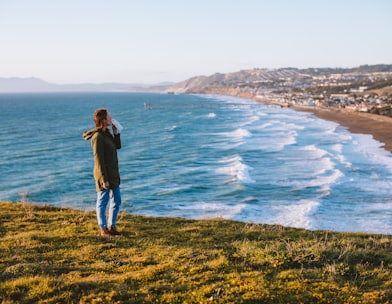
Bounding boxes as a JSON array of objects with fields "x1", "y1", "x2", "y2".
[
  {"x1": 99, "y1": 228, "x2": 111, "y2": 237},
  {"x1": 108, "y1": 226, "x2": 121, "y2": 236}
]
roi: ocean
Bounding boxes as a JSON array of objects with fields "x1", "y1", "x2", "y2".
[{"x1": 1, "y1": 92, "x2": 391, "y2": 235}]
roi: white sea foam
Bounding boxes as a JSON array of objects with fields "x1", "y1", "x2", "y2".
[
  {"x1": 254, "y1": 130, "x2": 297, "y2": 152},
  {"x1": 331, "y1": 144, "x2": 343, "y2": 153},
  {"x1": 282, "y1": 147, "x2": 343, "y2": 195},
  {"x1": 308, "y1": 169, "x2": 343, "y2": 192},
  {"x1": 207, "y1": 112, "x2": 216, "y2": 118},
  {"x1": 329, "y1": 144, "x2": 352, "y2": 167},
  {"x1": 316, "y1": 119, "x2": 339, "y2": 135},
  {"x1": 356, "y1": 178, "x2": 392, "y2": 195},
  {"x1": 271, "y1": 200, "x2": 320, "y2": 229},
  {"x1": 211, "y1": 128, "x2": 252, "y2": 149},
  {"x1": 224, "y1": 128, "x2": 251, "y2": 141},
  {"x1": 202, "y1": 140, "x2": 243, "y2": 150},
  {"x1": 297, "y1": 146, "x2": 328, "y2": 175},
  {"x1": 174, "y1": 201, "x2": 246, "y2": 220},
  {"x1": 347, "y1": 201, "x2": 392, "y2": 234},
  {"x1": 276, "y1": 122, "x2": 305, "y2": 131},
  {"x1": 314, "y1": 157, "x2": 335, "y2": 176},
  {"x1": 257, "y1": 122, "x2": 274, "y2": 129},
  {"x1": 352, "y1": 134, "x2": 392, "y2": 172},
  {"x1": 216, "y1": 155, "x2": 255, "y2": 183},
  {"x1": 255, "y1": 119, "x2": 302, "y2": 131},
  {"x1": 302, "y1": 145, "x2": 328, "y2": 158},
  {"x1": 165, "y1": 125, "x2": 177, "y2": 131},
  {"x1": 235, "y1": 115, "x2": 260, "y2": 127},
  {"x1": 255, "y1": 111, "x2": 268, "y2": 118},
  {"x1": 247, "y1": 119, "x2": 302, "y2": 151},
  {"x1": 273, "y1": 113, "x2": 310, "y2": 121},
  {"x1": 241, "y1": 196, "x2": 258, "y2": 203},
  {"x1": 155, "y1": 185, "x2": 191, "y2": 196}
]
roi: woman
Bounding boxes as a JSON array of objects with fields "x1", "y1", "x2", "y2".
[{"x1": 83, "y1": 108, "x2": 122, "y2": 237}]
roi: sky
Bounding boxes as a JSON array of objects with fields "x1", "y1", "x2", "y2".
[{"x1": 0, "y1": 0, "x2": 391, "y2": 84}]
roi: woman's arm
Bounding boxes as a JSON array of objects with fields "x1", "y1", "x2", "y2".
[
  {"x1": 92, "y1": 132, "x2": 109, "y2": 188},
  {"x1": 113, "y1": 133, "x2": 121, "y2": 149}
]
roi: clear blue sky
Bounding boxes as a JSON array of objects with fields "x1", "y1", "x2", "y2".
[{"x1": 1, "y1": 0, "x2": 391, "y2": 84}]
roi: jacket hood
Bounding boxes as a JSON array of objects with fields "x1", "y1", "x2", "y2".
[{"x1": 83, "y1": 128, "x2": 99, "y2": 141}]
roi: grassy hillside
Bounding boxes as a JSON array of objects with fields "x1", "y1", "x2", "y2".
[{"x1": 1, "y1": 201, "x2": 391, "y2": 303}]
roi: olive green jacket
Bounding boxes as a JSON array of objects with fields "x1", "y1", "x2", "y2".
[{"x1": 83, "y1": 128, "x2": 121, "y2": 191}]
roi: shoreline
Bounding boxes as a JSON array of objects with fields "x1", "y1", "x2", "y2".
[
  {"x1": 204, "y1": 91, "x2": 392, "y2": 154},
  {"x1": 290, "y1": 105, "x2": 392, "y2": 154},
  {"x1": 224, "y1": 91, "x2": 392, "y2": 154}
]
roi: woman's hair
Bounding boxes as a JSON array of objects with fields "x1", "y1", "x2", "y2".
[{"x1": 94, "y1": 108, "x2": 108, "y2": 129}]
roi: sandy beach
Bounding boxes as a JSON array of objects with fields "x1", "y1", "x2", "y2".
[{"x1": 292, "y1": 105, "x2": 392, "y2": 154}]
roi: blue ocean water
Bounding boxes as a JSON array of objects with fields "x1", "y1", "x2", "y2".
[{"x1": 1, "y1": 92, "x2": 391, "y2": 234}]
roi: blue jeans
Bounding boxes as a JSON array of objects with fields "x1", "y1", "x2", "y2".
[{"x1": 96, "y1": 187, "x2": 122, "y2": 229}]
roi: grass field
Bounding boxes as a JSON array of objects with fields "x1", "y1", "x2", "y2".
[{"x1": 0, "y1": 201, "x2": 391, "y2": 303}]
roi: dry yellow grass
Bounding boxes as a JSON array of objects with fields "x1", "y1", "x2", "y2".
[{"x1": 1, "y1": 201, "x2": 391, "y2": 303}]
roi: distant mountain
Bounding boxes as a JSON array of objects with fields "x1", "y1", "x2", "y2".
[
  {"x1": 0, "y1": 77, "x2": 174, "y2": 93},
  {"x1": 0, "y1": 77, "x2": 54, "y2": 93}
]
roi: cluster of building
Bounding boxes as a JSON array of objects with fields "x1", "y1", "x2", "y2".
[
  {"x1": 168, "y1": 65, "x2": 392, "y2": 117},
  {"x1": 237, "y1": 69, "x2": 392, "y2": 116}
]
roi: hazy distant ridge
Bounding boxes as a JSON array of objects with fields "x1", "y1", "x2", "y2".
[{"x1": 0, "y1": 77, "x2": 173, "y2": 93}]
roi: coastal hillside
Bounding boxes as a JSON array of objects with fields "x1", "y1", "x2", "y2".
[
  {"x1": 167, "y1": 65, "x2": 392, "y2": 95},
  {"x1": 166, "y1": 65, "x2": 392, "y2": 115},
  {"x1": 1, "y1": 201, "x2": 391, "y2": 303}
]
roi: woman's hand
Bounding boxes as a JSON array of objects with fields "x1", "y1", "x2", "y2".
[
  {"x1": 103, "y1": 181, "x2": 110, "y2": 189},
  {"x1": 112, "y1": 124, "x2": 118, "y2": 135}
]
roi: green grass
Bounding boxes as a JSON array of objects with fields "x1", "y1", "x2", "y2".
[{"x1": 1, "y1": 201, "x2": 391, "y2": 303}]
